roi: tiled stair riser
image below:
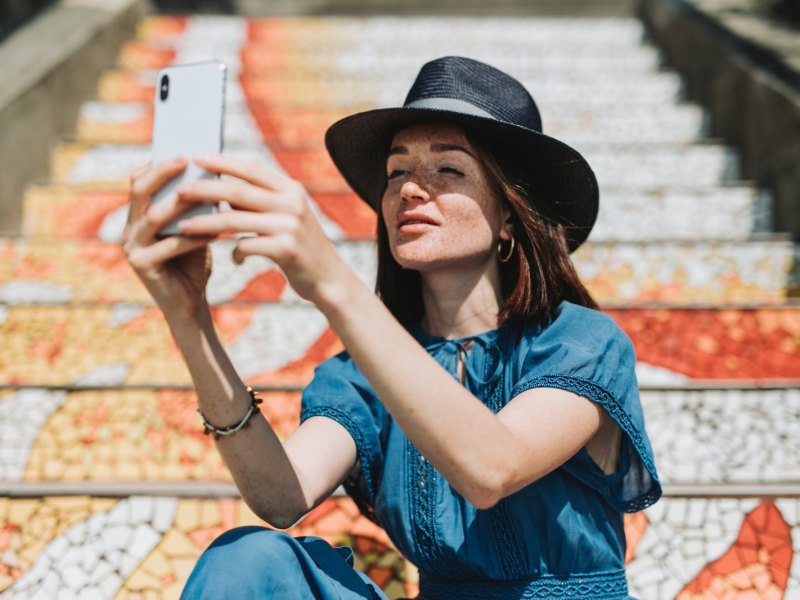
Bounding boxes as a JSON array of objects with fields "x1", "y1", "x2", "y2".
[
  {"x1": 1, "y1": 238, "x2": 792, "y2": 305},
  {"x1": 0, "y1": 306, "x2": 798, "y2": 387},
  {"x1": 1, "y1": 495, "x2": 798, "y2": 598},
  {"x1": 78, "y1": 100, "x2": 707, "y2": 147},
  {"x1": 20, "y1": 185, "x2": 762, "y2": 243},
  {"x1": 2, "y1": 387, "x2": 798, "y2": 485}
]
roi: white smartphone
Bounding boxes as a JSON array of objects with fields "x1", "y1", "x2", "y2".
[{"x1": 151, "y1": 60, "x2": 227, "y2": 235}]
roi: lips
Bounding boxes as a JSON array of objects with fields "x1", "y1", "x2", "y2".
[{"x1": 397, "y1": 213, "x2": 439, "y2": 228}]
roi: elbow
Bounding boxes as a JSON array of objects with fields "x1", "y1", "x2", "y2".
[
  {"x1": 247, "y1": 499, "x2": 308, "y2": 531},
  {"x1": 461, "y1": 467, "x2": 516, "y2": 510}
]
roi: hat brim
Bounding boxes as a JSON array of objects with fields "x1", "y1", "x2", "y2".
[{"x1": 325, "y1": 106, "x2": 599, "y2": 252}]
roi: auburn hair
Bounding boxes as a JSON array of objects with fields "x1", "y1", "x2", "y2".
[{"x1": 375, "y1": 127, "x2": 597, "y2": 327}]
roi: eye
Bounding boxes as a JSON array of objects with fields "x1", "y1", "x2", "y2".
[
  {"x1": 439, "y1": 167, "x2": 463, "y2": 176},
  {"x1": 387, "y1": 169, "x2": 407, "y2": 180}
]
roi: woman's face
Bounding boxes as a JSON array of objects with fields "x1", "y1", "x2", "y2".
[{"x1": 381, "y1": 122, "x2": 511, "y2": 274}]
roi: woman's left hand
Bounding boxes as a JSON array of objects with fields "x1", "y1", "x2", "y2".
[{"x1": 175, "y1": 154, "x2": 350, "y2": 304}]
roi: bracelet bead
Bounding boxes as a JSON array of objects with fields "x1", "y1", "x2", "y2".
[{"x1": 197, "y1": 387, "x2": 263, "y2": 440}]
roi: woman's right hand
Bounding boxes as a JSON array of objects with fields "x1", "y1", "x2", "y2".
[{"x1": 122, "y1": 157, "x2": 217, "y2": 322}]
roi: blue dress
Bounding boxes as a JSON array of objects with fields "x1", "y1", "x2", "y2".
[{"x1": 182, "y1": 302, "x2": 661, "y2": 599}]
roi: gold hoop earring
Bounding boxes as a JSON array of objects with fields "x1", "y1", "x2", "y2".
[{"x1": 497, "y1": 236, "x2": 515, "y2": 263}]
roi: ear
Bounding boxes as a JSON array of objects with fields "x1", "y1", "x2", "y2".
[{"x1": 499, "y1": 204, "x2": 515, "y2": 241}]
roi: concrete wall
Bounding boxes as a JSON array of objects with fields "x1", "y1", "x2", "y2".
[
  {"x1": 0, "y1": 0, "x2": 149, "y2": 234},
  {"x1": 639, "y1": 0, "x2": 800, "y2": 240}
]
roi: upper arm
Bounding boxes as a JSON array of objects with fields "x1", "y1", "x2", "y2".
[
  {"x1": 282, "y1": 416, "x2": 359, "y2": 515},
  {"x1": 495, "y1": 386, "x2": 613, "y2": 494}
]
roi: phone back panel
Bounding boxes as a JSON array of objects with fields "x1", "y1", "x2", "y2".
[{"x1": 151, "y1": 60, "x2": 227, "y2": 233}]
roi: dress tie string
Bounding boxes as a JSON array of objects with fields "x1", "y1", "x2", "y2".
[{"x1": 427, "y1": 335, "x2": 503, "y2": 386}]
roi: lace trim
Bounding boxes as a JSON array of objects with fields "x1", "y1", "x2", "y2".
[
  {"x1": 490, "y1": 498, "x2": 527, "y2": 580},
  {"x1": 300, "y1": 405, "x2": 378, "y2": 520},
  {"x1": 407, "y1": 439, "x2": 442, "y2": 569},
  {"x1": 419, "y1": 569, "x2": 630, "y2": 599},
  {"x1": 511, "y1": 375, "x2": 661, "y2": 513}
]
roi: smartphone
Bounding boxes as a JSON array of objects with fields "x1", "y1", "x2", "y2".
[{"x1": 151, "y1": 60, "x2": 227, "y2": 235}]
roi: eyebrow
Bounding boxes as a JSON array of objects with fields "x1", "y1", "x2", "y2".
[{"x1": 387, "y1": 143, "x2": 474, "y2": 157}]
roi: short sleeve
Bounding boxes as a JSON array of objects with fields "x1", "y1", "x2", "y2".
[
  {"x1": 510, "y1": 303, "x2": 662, "y2": 513},
  {"x1": 300, "y1": 352, "x2": 389, "y2": 519}
]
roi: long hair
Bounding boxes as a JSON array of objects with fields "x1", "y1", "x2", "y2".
[{"x1": 375, "y1": 128, "x2": 597, "y2": 327}]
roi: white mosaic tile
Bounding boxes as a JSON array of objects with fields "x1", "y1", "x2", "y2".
[
  {"x1": 0, "y1": 389, "x2": 66, "y2": 480},
  {"x1": 590, "y1": 187, "x2": 755, "y2": 242},
  {"x1": 630, "y1": 498, "x2": 760, "y2": 599},
  {"x1": 226, "y1": 303, "x2": 331, "y2": 378},
  {"x1": 0, "y1": 280, "x2": 73, "y2": 304},
  {"x1": 643, "y1": 389, "x2": 800, "y2": 484},
  {"x1": 2, "y1": 497, "x2": 177, "y2": 599}
]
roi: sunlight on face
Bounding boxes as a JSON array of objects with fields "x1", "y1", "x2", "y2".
[{"x1": 381, "y1": 122, "x2": 509, "y2": 274}]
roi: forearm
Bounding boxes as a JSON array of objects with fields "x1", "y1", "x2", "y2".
[
  {"x1": 316, "y1": 274, "x2": 528, "y2": 507},
  {"x1": 165, "y1": 307, "x2": 309, "y2": 526}
]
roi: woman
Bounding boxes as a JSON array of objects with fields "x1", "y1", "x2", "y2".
[{"x1": 124, "y1": 56, "x2": 661, "y2": 599}]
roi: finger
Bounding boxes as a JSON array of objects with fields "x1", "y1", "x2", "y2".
[
  {"x1": 176, "y1": 178, "x2": 293, "y2": 213},
  {"x1": 128, "y1": 156, "x2": 188, "y2": 221},
  {"x1": 178, "y1": 210, "x2": 297, "y2": 237},
  {"x1": 193, "y1": 154, "x2": 299, "y2": 193},
  {"x1": 138, "y1": 196, "x2": 205, "y2": 241},
  {"x1": 232, "y1": 235, "x2": 288, "y2": 265},
  {"x1": 127, "y1": 233, "x2": 215, "y2": 273}
]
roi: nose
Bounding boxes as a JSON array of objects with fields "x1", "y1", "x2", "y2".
[{"x1": 400, "y1": 180, "x2": 430, "y2": 204}]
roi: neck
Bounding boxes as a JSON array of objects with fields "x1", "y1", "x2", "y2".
[{"x1": 419, "y1": 261, "x2": 504, "y2": 339}]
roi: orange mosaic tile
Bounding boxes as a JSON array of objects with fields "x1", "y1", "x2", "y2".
[
  {"x1": 136, "y1": 16, "x2": 187, "y2": 43},
  {"x1": 21, "y1": 186, "x2": 129, "y2": 239},
  {"x1": 98, "y1": 69, "x2": 155, "y2": 103},
  {"x1": 608, "y1": 308, "x2": 800, "y2": 381},
  {"x1": 118, "y1": 41, "x2": 176, "y2": 71},
  {"x1": 77, "y1": 110, "x2": 153, "y2": 145},
  {"x1": 248, "y1": 109, "x2": 346, "y2": 150},
  {"x1": 677, "y1": 502, "x2": 793, "y2": 599}
]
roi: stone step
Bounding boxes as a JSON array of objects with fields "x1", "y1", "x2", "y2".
[
  {"x1": 0, "y1": 237, "x2": 793, "y2": 306},
  {"x1": 134, "y1": 14, "x2": 653, "y2": 50},
  {"x1": 21, "y1": 184, "x2": 761, "y2": 243},
  {"x1": 119, "y1": 28, "x2": 663, "y2": 76},
  {"x1": 0, "y1": 305, "x2": 797, "y2": 387},
  {"x1": 50, "y1": 141, "x2": 742, "y2": 192},
  {"x1": 1, "y1": 386, "x2": 798, "y2": 486},
  {"x1": 76, "y1": 100, "x2": 707, "y2": 147},
  {"x1": 97, "y1": 66, "x2": 685, "y2": 108},
  {"x1": 0, "y1": 493, "x2": 797, "y2": 597}
]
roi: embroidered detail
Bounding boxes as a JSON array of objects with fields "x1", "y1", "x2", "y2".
[
  {"x1": 490, "y1": 498, "x2": 527, "y2": 580},
  {"x1": 419, "y1": 569, "x2": 630, "y2": 599},
  {"x1": 407, "y1": 439, "x2": 442, "y2": 568},
  {"x1": 301, "y1": 405, "x2": 378, "y2": 520},
  {"x1": 511, "y1": 375, "x2": 661, "y2": 513}
]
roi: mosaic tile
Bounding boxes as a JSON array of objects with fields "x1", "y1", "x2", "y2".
[
  {"x1": 676, "y1": 502, "x2": 792, "y2": 599},
  {"x1": 1, "y1": 306, "x2": 797, "y2": 387},
  {"x1": 1, "y1": 236, "x2": 792, "y2": 305},
  {"x1": 21, "y1": 182, "x2": 759, "y2": 244},
  {"x1": 0, "y1": 496, "x2": 120, "y2": 594},
  {"x1": 642, "y1": 388, "x2": 800, "y2": 484},
  {"x1": 6, "y1": 389, "x2": 300, "y2": 482},
  {"x1": 2, "y1": 495, "x2": 796, "y2": 598},
  {"x1": 1, "y1": 497, "x2": 176, "y2": 599},
  {"x1": 607, "y1": 307, "x2": 800, "y2": 381}
]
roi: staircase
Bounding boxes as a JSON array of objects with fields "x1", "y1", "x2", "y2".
[{"x1": 1, "y1": 14, "x2": 799, "y2": 599}]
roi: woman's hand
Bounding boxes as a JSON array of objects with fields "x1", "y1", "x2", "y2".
[
  {"x1": 122, "y1": 157, "x2": 217, "y2": 321},
  {"x1": 174, "y1": 154, "x2": 350, "y2": 306}
]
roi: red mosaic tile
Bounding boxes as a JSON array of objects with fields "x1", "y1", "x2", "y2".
[
  {"x1": 678, "y1": 502, "x2": 793, "y2": 598},
  {"x1": 607, "y1": 308, "x2": 800, "y2": 381}
]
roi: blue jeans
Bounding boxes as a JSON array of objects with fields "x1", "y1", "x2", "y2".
[{"x1": 181, "y1": 527, "x2": 388, "y2": 599}]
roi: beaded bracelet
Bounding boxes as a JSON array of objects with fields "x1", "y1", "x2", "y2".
[{"x1": 198, "y1": 387, "x2": 263, "y2": 440}]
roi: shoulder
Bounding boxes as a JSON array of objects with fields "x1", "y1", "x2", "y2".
[{"x1": 519, "y1": 301, "x2": 634, "y2": 357}]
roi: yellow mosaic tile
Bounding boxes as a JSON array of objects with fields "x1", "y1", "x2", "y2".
[{"x1": 0, "y1": 497, "x2": 118, "y2": 593}]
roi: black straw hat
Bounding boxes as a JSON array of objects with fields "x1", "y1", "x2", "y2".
[{"x1": 325, "y1": 56, "x2": 599, "y2": 252}]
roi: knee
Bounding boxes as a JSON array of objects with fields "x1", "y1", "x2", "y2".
[{"x1": 202, "y1": 526, "x2": 299, "y2": 570}]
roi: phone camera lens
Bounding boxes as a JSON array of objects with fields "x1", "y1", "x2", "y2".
[{"x1": 160, "y1": 75, "x2": 169, "y2": 101}]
